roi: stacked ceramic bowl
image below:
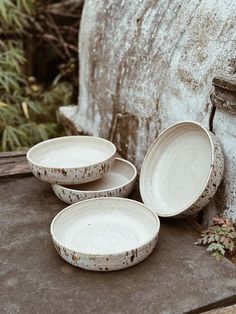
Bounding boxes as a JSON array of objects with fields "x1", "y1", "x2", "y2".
[
  {"x1": 27, "y1": 121, "x2": 224, "y2": 271},
  {"x1": 27, "y1": 136, "x2": 138, "y2": 202},
  {"x1": 27, "y1": 135, "x2": 160, "y2": 271}
]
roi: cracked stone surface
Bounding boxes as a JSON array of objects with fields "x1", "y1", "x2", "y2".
[
  {"x1": 60, "y1": 0, "x2": 236, "y2": 222},
  {"x1": 213, "y1": 111, "x2": 236, "y2": 223},
  {"x1": 0, "y1": 177, "x2": 236, "y2": 313}
]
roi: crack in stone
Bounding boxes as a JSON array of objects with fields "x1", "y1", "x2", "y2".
[{"x1": 209, "y1": 105, "x2": 216, "y2": 132}]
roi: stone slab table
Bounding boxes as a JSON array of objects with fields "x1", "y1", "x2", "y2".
[{"x1": 0, "y1": 177, "x2": 235, "y2": 314}]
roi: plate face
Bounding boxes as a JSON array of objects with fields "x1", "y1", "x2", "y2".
[
  {"x1": 51, "y1": 197, "x2": 160, "y2": 271},
  {"x1": 27, "y1": 136, "x2": 116, "y2": 184},
  {"x1": 52, "y1": 158, "x2": 137, "y2": 203},
  {"x1": 140, "y1": 121, "x2": 224, "y2": 217}
]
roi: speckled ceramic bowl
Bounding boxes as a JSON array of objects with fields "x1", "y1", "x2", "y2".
[
  {"x1": 50, "y1": 197, "x2": 160, "y2": 271},
  {"x1": 27, "y1": 136, "x2": 116, "y2": 185},
  {"x1": 140, "y1": 121, "x2": 224, "y2": 218},
  {"x1": 52, "y1": 157, "x2": 137, "y2": 204}
]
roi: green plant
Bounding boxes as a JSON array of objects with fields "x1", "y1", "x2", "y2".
[
  {"x1": 0, "y1": 0, "x2": 34, "y2": 34},
  {"x1": 0, "y1": 0, "x2": 77, "y2": 151},
  {"x1": 195, "y1": 217, "x2": 236, "y2": 260},
  {"x1": 0, "y1": 39, "x2": 72, "y2": 151}
]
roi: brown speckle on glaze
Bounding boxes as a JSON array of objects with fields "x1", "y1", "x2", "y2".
[
  {"x1": 28, "y1": 149, "x2": 116, "y2": 185},
  {"x1": 62, "y1": 169, "x2": 67, "y2": 176},
  {"x1": 52, "y1": 224, "x2": 158, "y2": 271},
  {"x1": 175, "y1": 131, "x2": 224, "y2": 218}
]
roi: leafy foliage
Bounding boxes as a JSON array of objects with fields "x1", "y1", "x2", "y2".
[
  {"x1": 0, "y1": 0, "x2": 34, "y2": 34},
  {"x1": 195, "y1": 217, "x2": 236, "y2": 260},
  {"x1": 0, "y1": 0, "x2": 78, "y2": 151}
]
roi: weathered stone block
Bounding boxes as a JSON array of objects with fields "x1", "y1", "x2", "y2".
[{"x1": 62, "y1": 0, "x2": 236, "y2": 222}]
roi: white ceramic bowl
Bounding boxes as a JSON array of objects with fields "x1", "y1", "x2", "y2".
[
  {"x1": 50, "y1": 197, "x2": 160, "y2": 271},
  {"x1": 52, "y1": 157, "x2": 137, "y2": 204},
  {"x1": 27, "y1": 136, "x2": 116, "y2": 185},
  {"x1": 140, "y1": 121, "x2": 224, "y2": 218}
]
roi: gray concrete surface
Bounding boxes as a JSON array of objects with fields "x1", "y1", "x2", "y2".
[{"x1": 0, "y1": 177, "x2": 235, "y2": 314}]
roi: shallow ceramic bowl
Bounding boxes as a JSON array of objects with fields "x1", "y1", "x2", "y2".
[
  {"x1": 52, "y1": 157, "x2": 137, "y2": 204},
  {"x1": 140, "y1": 121, "x2": 224, "y2": 218},
  {"x1": 27, "y1": 136, "x2": 116, "y2": 185},
  {"x1": 50, "y1": 197, "x2": 160, "y2": 271}
]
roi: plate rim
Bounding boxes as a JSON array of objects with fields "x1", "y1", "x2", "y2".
[
  {"x1": 27, "y1": 135, "x2": 116, "y2": 170},
  {"x1": 50, "y1": 197, "x2": 160, "y2": 257},
  {"x1": 140, "y1": 120, "x2": 215, "y2": 217},
  {"x1": 52, "y1": 157, "x2": 137, "y2": 193}
]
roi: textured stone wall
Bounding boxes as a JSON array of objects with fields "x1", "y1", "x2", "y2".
[
  {"x1": 211, "y1": 78, "x2": 236, "y2": 222},
  {"x1": 61, "y1": 0, "x2": 236, "y2": 221}
]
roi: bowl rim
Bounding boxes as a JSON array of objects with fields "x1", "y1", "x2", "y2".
[
  {"x1": 140, "y1": 120, "x2": 216, "y2": 217},
  {"x1": 26, "y1": 135, "x2": 116, "y2": 170},
  {"x1": 52, "y1": 157, "x2": 137, "y2": 194},
  {"x1": 50, "y1": 197, "x2": 160, "y2": 257}
]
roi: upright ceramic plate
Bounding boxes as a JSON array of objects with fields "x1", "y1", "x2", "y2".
[
  {"x1": 27, "y1": 136, "x2": 116, "y2": 185},
  {"x1": 52, "y1": 157, "x2": 137, "y2": 204},
  {"x1": 140, "y1": 121, "x2": 224, "y2": 217},
  {"x1": 51, "y1": 197, "x2": 160, "y2": 271}
]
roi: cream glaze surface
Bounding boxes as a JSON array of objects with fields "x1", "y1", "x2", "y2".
[
  {"x1": 51, "y1": 197, "x2": 160, "y2": 271},
  {"x1": 140, "y1": 121, "x2": 224, "y2": 217},
  {"x1": 27, "y1": 136, "x2": 116, "y2": 184}
]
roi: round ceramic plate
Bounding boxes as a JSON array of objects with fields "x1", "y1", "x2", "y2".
[
  {"x1": 140, "y1": 121, "x2": 224, "y2": 217},
  {"x1": 27, "y1": 136, "x2": 116, "y2": 185},
  {"x1": 52, "y1": 157, "x2": 137, "y2": 204},
  {"x1": 51, "y1": 197, "x2": 160, "y2": 271}
]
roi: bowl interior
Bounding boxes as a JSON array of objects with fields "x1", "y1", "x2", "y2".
[
  {"x1": 27, "y1": 136, "x2": 116, "y2": 168},
  {"x1": 51, "y1": 198, "x2": 159, "y2": 255},
  {"x1": 140, "y1": 122, "x2": 213, "y2": 216},
  {"x1": 64, "y1": 158, "x2": 136, "y2": 191}
]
